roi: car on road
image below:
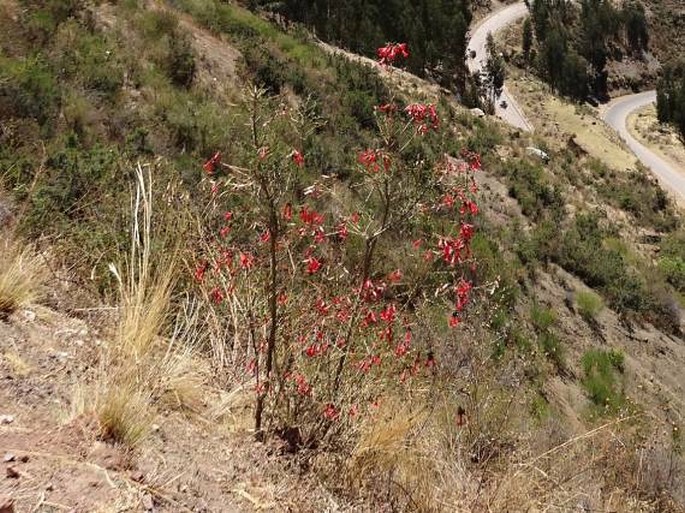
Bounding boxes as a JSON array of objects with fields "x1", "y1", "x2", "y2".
[{"x1": 526, "y1": 147, "x2": 550, "y2": 163}]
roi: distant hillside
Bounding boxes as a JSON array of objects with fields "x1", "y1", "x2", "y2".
[{"x1": 643, "y1": 0, "x2": 685, "y2": 65}]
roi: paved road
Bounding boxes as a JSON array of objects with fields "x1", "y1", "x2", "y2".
[
  {"x1": 602, "y1": 91, "x2": 685, "y2": 202},
  {"x1": 467, "y1": 2, "x2": 532, "y2": 131}
]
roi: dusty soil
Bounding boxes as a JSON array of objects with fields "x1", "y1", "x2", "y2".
[{"x1": 0, "y1": 306, "x2": 339, "y2": 513}]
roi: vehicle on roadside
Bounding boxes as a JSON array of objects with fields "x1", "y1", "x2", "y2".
[
  {"x1": 526, "y1": 146, "x2": 550, "y2": 163},
  {"x1": 500, "y1": 100, "x2": 508, "y2": 109}
]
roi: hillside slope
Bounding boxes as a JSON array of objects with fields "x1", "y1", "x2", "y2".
[{"x1": 1, "y1": 1, "x2": 685, "y2": 511}]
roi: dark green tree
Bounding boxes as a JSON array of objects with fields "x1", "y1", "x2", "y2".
[
  {"x1": 484, "y1": 32, "x2": 506, "y2": 101},
  {"x1": 657, "y1": 60, "x2": 685, "y2": 140},
  {"x1": 622, "y1": 1, "x2": 649, "y2": 55},
  {"x1": 522, "y1": 17, "x2": 533, "y2": 62}
]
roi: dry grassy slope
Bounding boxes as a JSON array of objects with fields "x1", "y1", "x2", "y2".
[
  {"x1": 2, "y1": 1, "x2": 685, "y2": 511},
  {"x1": 629, "y1": 104, "x2": 685, "y2": 170}
]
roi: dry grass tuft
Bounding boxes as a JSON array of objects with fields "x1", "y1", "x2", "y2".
[
  {"x1": 0, "y1": 234, "x2": 47, "y2": 315},
  {"x1": 348, "y1": 399, "x2": 475, "y2": 513},
  {"x1": 91, "y1": 164, "x2": 205, "y2": 446}
]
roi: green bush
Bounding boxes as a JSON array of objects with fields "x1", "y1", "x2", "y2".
[
  {"x1": 575, "y1": 290, "x2": 604, "y2": 320},
  {"x1": 505, "y1": 159, "x2": 563, "y2": 221},
  {"x1": 581, "y1": 349, "x2": 625, "y2": 412},
  {"x1": 659, "y1": 231, "x2": 685, "y2": 293},
  {"x1": 0, "y1": 56, "x2": 60, "y2": 126},
  {"x1": 597, "y1": 168, "x2": 679, "y2": 232},
  {"x1": 659, "y1": 257, "x2": 685, "y2": 293},
  {"x1": 54, "y1": 24, "x2": 124, "y2": 98},
  {"x1": 530, "y1": 304, "x2": 556, "y2": 331},
  {"x1": 530, "y1": 304, "x2": 564, "y2": 368}
]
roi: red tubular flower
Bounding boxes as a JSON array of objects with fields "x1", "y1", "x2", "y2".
[
  {"x1": 299, "y1": 205, "x2": 324, "y2": 226},
  {"x1": 224, "y1": 211, "x2": 233, "y2": 221},
  {"x1": 294, "y1": 373, "x2": 311, "y2": 396},
  {"x1": 378, "y1": 325, "x2": 393, "y2": 342},
  {"x1": 405, "y1": 103, "x2": 439, "y2": 133},
  {"x1": 239, "y1": 252, "x2": 254, "y2": 270},
  {"x1": 358, "y1": 149, "x2": 379, "y2": 172},
  {"x1": 459, "y1": 223, "x2": 475, "y2": 242},
  {"x1": 455, "y1": 279, "x2": 472, "y2": 312},
  {"x1": 378, "y1": 103, "x2": 397, "y2": 115},
  {"x1": 388, "y1": 269, "x2": 402, "y2": 283},
  {"x1": 292, "y1": 149, "x2": 305, "y2": 167},
  {"x1": 337, "y1": 222, "x2": 349, "y2": 242},
  {"x1": 313, "y1": 227, "x2": 326, "y2": 244},
  {"x1": 210, "y1": 287, "x2": 224, "y2": 304},
  {"x1": 315, "y1": 298, "x2": 329, "y2": 315},
  {"x1": 460, "y1": 200, "x2": 479, "y2": 216},
  {"x1": 380, "y1": 304, "x2": 397, "y2": 323},
  {"x1": 305, "y1": 256, "x2": 322, "y2": 274},
  {"x1": 449, "y1": 313, "x2": 461, "y2": 328},
  {"x1": 460, "y1": 149, "x2": 482, "y2": 171},
  {"x1": 395, "y1": 342, "x2": 409, "y2": 357},
  {"x1": 219, "y1": 226, "x2": 231, "y2": 238},
  {"x1": 362, "y1": 310, "x2": 378, "y2": 326},
  {"x1": 194, "y1": 261, "x2": 208, "y2": 283},
  {"x1": 203, "y1": 151, "x2": 221, "y2": 175},
  {"x1": 323, "y1": 403, "x2": 340, "y2": 421},
  {"x1": 283, "y1": 203, "x2": 293, "y2": 221}
]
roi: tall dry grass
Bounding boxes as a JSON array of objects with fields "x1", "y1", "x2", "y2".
[
  {"x1": 0, "y1": 234, "x2": 47, "y2": 315},
  {"x1": 92, "y1": 163, "x2": 206, "y2": 446},
  {"x1": 344, "y1": 389, "x2": 679, "y2": 512}
]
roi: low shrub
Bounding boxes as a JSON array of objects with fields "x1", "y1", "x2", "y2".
[
  {"x1": 575, "y1": 290, "x2": 604, "y2": 321},
  {"x1": 581, "y1": 349, "x2": 625, "y2": 412}
]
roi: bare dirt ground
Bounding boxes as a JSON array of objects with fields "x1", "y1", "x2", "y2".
[{"x1": 0, "y1": 305, "x2": 341, "y2": 512}]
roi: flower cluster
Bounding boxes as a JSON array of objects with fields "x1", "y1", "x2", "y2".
[
  {"x1": 405, "y1": 103, "x2": 439, "y2": 134},
  {"x1": 358, "y1": 149, "x2": 392, "y2": 173},
  {"x1": 377, "y1": 42, "x2": 409, "y2": 65}
]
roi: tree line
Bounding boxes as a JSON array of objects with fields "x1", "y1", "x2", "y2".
[
  {"x1": 523, "y1": 0, "x2": 649, "y2": 101},
  {"x1": 657, "y1": 60, "x2": 685, "y2": 140},
  {"x1": 251, "y1": 0, "x2": 472, "y2": 92}
]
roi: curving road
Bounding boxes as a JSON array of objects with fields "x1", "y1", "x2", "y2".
[
  {"x1": 469, "y1": 2, "x2": 685, "y2": 203},
  {"x1": 467, "y1": 2, "x2": 532, "y2": 131},
  {"x1": 601, "y1": 91, "x2": 685, "y2": 202}
]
